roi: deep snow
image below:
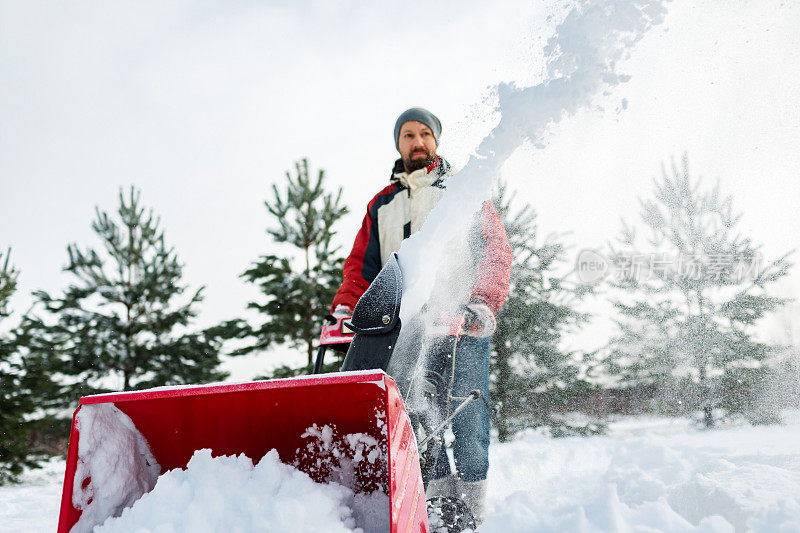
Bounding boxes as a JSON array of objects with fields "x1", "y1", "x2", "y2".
[
  {"x1": 483, "y1": 414, "x2": 800, "y2": 532},
  {"x1": 93, "y1": 449, "x2": 387, "y2": 533},
  {"x1": 3, "y1": 414, "x2": 799, "y2": 532}
]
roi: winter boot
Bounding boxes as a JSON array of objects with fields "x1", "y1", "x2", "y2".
[
  {"x1": 457, "y1": 478, "x2": 487, "y2": 524},
  {"x1": 426, "y1": 474, "x2": 457, "y2": 499}
]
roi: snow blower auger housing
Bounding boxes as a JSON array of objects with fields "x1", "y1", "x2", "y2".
[{"x1": 57, "y1": 371, "x2": 429, "y2": 532}]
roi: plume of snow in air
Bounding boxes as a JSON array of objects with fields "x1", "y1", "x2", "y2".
[{"x1": 397, "y1": 0, "x2": 669, "y2": 320}]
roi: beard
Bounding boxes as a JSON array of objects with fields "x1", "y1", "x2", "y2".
[{"x1": 402, "y1": 146, "x2": 436, "y2": 173}]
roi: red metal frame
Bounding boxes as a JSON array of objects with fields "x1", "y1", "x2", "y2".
[{"x1": 57, "y1": 371, "x2": 428, "y2": 533}]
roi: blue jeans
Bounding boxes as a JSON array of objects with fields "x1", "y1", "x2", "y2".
[{"x1": 430, "y1": 336, "x2": 490, "y2": 483}]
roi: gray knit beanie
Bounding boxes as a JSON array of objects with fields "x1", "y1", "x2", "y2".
[{"x1": 394, "y1": 107, "x2": 442, "y2": 151}]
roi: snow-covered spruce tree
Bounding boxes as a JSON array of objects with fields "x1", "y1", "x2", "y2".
[
  {"x1": 491, "y1": 182, "x2": 599, "y2": 441},
  {"x1": 236, "y1": 158, "x2": 348, "y2": 375},
  {"x1": 606, "y1": 155, "x2": 791, "y2": 427},
  {"x1": 31, "y1": 187, "x2": 226, "y2": 401}
]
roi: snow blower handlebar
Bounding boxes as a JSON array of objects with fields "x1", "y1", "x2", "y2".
[{"x1": 313, "y1": 314, "x2": 354, "y2": 374}]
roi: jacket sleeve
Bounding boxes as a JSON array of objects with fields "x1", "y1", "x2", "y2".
[
  {"x1": 331, "y1": 194, "x2": 383, "y2": 313},
  {"x1": 469, "y1": 200, "x2": 512, "y2": 314}
]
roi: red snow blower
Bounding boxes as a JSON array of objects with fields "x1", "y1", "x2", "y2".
[{"x1": 56, "y1": 372, "x2": 428, "y2": 532}]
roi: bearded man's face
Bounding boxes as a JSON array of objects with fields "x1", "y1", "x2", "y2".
[{"x1": 398, "y1": 121, "x2": 437, "y2": 173}]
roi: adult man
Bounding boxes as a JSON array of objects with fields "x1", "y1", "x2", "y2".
[{"x1": 331, "y1": 107, "x2": 511, "y2": 521}]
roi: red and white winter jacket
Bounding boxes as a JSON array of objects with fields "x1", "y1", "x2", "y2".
[{"x1": 331, "y1": 156, "x2": 512, "y2": 314}]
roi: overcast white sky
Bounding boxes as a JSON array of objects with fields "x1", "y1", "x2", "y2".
[{"x1": 2, "y1": 0, "x2": 799, "y2": 378}]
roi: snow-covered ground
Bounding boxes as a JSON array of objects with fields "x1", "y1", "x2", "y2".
[
  {"x1": 0, "y1": 456, "x2": 67, "y2": 531},
  {"x1": 2, "y1": 414, "x2": 799, "y2": 532},
  {"x1": 484, "y1": 413, "x2": 800, "y2": 532}
]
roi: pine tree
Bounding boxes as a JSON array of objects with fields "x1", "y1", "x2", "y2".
[
  {"x1": 236, "y1": 158, "x2": 348, "y2": 375},
  {"x1": 0, "y1": 249, "x2": 34, "y2": 484},
  {"x1": 0, "y1": 249, "x2": 15, "y2": 311},
  {"x1": 0, "y1": 250, "x2": 59, "y2": 483},
  {"x1": 31, "y1": 187, "x2": 226, "y2": 401},
  {"x1": 490, "y1": 183, "x2": 599, "y2": 440},
  {"x1": 606, "y1": 155, "x2": 792, "y2": 426}
]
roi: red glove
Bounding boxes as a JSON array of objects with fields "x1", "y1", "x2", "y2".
[{"x1": 463, "y1": 301, "x2": 496, "y2": 338}]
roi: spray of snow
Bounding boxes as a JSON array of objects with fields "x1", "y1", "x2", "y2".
[
  {"x1": 70, "y1": 403, "x2": 161, "y2": 533},
  {"x1": 388, "y1": 0, "x2": 670, "y2": 442},
  {"x1": 398, "y1": 0, "x2": 669, "y2": 320}
]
